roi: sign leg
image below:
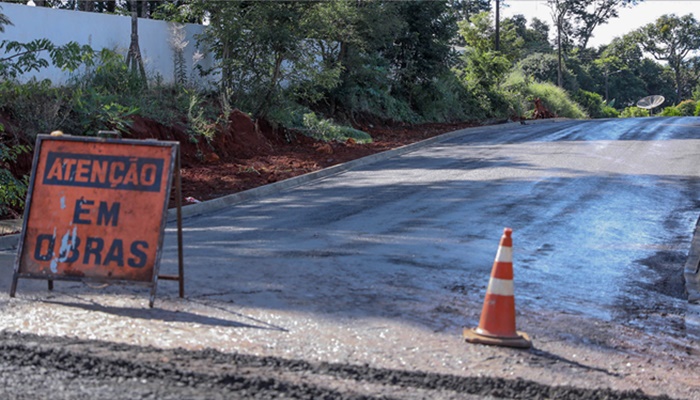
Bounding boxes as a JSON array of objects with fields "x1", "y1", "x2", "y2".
[{"x1": 176, "y1": 148, "x2": 185, "y2": 298}]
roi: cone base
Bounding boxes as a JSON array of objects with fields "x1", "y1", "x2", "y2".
[{"x1": 463, "y1": 328, "x2": 532, "y2": 349}]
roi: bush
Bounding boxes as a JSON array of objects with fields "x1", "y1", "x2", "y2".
[
  {"x1": 410, "y1": 73, "x2": 486, "y2": 122},
  {"x1": 676, "y1": 99, "x2": 696, "y2": 116},
  {"x1": 573, "y1": 89, "x2": 618, "y2": 119},
  {"x1": 660, "y1": 106, "x2": 681, "y2": 116},
  {"x1": 600, "y1": 105, "x2": 620, "y2": 118},
  {"x1": 0, "y1": 136, "x2": 29, "y2": 218},
  {"x1": 301, "y1": 113, "x2": 372, "y2": 143},
  {"x1": 619, "y1": 106, "x2": 650, "y2": 118},
  {"x1": 503, "y1": 70, "x2": 587, "y2": 119},
  {"x1": 0, "y1": 79, "x2": 76, "y2": 138}
]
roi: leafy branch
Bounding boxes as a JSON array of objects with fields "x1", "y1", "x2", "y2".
[{"x1": 0, "y1": 39, "x2": 95, "y2": 79}]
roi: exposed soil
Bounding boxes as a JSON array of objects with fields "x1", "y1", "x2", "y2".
[
  {"x1": 125, "y1": 111, "x2": 482, "y2": 205},
  {"x1": 1, "y1": 109, "x2": 491, "y2": 218}
]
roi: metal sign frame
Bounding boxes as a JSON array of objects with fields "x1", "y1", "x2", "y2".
[{"x1": 10, "y1": 135, "x2": 184, "y2": 307}]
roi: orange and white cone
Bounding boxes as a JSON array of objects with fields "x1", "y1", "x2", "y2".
[{"x1": 463, "y1": 228, "x2": 532, "y2": 348}]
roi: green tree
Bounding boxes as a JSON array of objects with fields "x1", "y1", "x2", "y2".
[
  {"x1": 547, "y1": 0, "x2": 575, "y2": 87},
  {"x1": 569, "y1": 0, "x2": 638, "y2": 50},
  {"x1": 636, "y1": 14, "x2": 700, "y2": 103},
  {"x1": 383, "y1": 1, "x2": 458, "y2": 93},
  {"x1": 457, "y1": 11, "x2": 511, "y2": 112},
  {"x1": 595, "y1": 33, "x2": 676, "y2": 107},
  {"x1": 509, "y1": 15, "x2": 552, "y2": 58},
  {"x1": 448, "y1": 0, "x2": 490, "y2": 22},
  {"x1": 199, "y1": 1, "x2": 343, "y2": 119}
]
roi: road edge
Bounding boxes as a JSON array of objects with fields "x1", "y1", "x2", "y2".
[
  {"x1": 684, "y1": 216, "x2": 700, "y2": 339},
  {"x1": 0, "y1": 118, "x2": 568, "y2": 251}
]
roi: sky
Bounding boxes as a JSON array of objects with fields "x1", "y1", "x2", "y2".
[{"x1": 501, "y1": 0, "x2": 700, "y2": 48}]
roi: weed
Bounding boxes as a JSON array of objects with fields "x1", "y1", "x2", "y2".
[
  {"x1": 301, "y1": 113, "x2": 372, "y2": 143},
  {"x1": 0, "y1": 135, "x2": 29, "y2": 218}
]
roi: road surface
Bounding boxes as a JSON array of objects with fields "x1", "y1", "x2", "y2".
[{"x1": 1, "y1": 117, "x2": 699, "y2": 399}]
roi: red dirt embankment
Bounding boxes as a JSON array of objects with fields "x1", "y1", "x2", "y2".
[{"x1": 125, "y1": 110, "x2": 480, "y2": 204}]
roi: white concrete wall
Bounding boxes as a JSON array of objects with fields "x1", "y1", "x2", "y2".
[{"x1": 0, "y1": 2, "x2": 213, "y2": 84}]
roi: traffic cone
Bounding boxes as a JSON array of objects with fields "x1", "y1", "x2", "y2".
[{"x1": 463, "y1": 228, "x2": 532, "y2": 349}]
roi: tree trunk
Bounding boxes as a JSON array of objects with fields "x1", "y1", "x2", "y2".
[
  {"x1": 674, "y1": 65, "x2": 682, "y2": 104},
  {"x1": 495, "y1": 0, "x2": 500, "y2": 51},
  {"x1": 557, "y1": 22, "x2": 563, "y2": 87},
  {"x1": 78, "y1": 1, "x2": 94, "y2": 12},
  {"x1": 256, "y1": 52, "x2": 285, "y2": 118},
  {"x1": 126, "y1": 0, "x2": 147, "y2": 85}
]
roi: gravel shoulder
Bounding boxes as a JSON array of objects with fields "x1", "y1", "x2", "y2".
[{"x1": 0, "y1": 331, "x2": 680, "y2": 400}]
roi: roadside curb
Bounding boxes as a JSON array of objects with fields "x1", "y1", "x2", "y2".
[
  {"x1": 0, "y1": 118, "x2": 567, "y2": 251},
  {"x1": 163, "y1": 118, "x2": 568, "y2": 223},
  {"x1": 684, "y1": 217, "x2": 700, "y2": 304},
  {"x1": 684, "y1": 216, "x2": 700, "y2": 338}
]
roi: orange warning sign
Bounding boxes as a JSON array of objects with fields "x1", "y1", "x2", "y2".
[{"x1": 14, "y1": 135, "x2": 177, "y2": 284}]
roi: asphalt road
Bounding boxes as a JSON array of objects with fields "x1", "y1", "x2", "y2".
[
  {"x1": 168, "y1": 117, "x2": 699, "y2": 326},
  {"x1": 2, "y1": 117, "x2": 699, "y2": 399}
]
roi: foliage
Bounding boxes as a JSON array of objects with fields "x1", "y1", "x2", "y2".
[
  {"x1": 409, "y1": 72, "x2": 485, "y2": 122},
  {"x1": 2, "y1": 0, "x2": 698, "y2": 150},
  {"x1": 573, "y1": 89, "x2": 618, "y2": 118},
  {"x1": 448, "y1": 0, "x2": 491, "y2": 22},
  {"x1": 635, "y1": 14, "x2": 700, "y2": 102},
  {"x1": 518, "y1": 52, "x2": 579, "y2": 90},
  {"x1": 675, "y1": 99, "x2": 696, "y2": 116},
  {"x1": 0, "y1": 38, "x2": 94, "y2": 79},
  {"x1": 65, "y1": 49, "x2": 145, "y2": 134},
  {"x1": 503, "y1": 70, "x2": 587, "y2": 119},
  {"x1": 168, "y1": 22, "x2": 189, "y2": 87},
  {"x1": 508, "y1": 15, "x2": 552, "y2": 57},
  {"x1": 301, "y1": 113, "x2": 372, "y2": 144},
  {"x1": 197, "y1": 1, "x2": 344, "y2": 119},
  {"x1": 185, "y1": 89, "x2": 217, "y2": 141},
  {"x1": 526, "y1": 81, "x2": 587, "y2": 119},
  {"x1": 455, "y1": 12, "x2": 513, "y2": 116},
  {"x1": 593, "y1": 33, "x2": 677, "y2": 108},
  {"x1": 0, "y1": 78, "x2": 77, "y2": 136},
  {"x1": 0, "y1": 5, "x2": 11, "y2": 33},
  {"x1": 569, "y1": 1, "x2": 638, "y2": 50},
  {"x1": 0, "y1": 136, "x2": 29, "y2": 218},
  {"x1": 619, "y1": 106, "x2": 650, "y2": 118},
  {"x1": 660, "y1": 106, "x2": 681, "y2": 116},
  {"x1": 382, "y1": 1, "x2": 457, "y2": 91}
]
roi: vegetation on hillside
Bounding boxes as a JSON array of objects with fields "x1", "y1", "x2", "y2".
[{"x1": 1, "y1": 1, "x2": 700, "y2": 217}]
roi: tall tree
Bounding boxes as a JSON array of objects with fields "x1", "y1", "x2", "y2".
[
  {"x1": 636, "y1": 13, "x2": 700, "y2": 102},
  {"x1": 598, "y1": 33, "x2": 676, "y2": 105},
  {"x1": 569, "y1": 0, "x2": 638, "y2": 50},
  {"x1": 384, "y1": 0, "x2": 457, "y2": 90},
  {"x1": 547, "y1": 0, "x2": 573, "y2": 87},
  {"x1": 508, "y1": 15, "x2": 552, "y2": 57},
  {"x1": 448, "y1": 0, "x2": 491, "y2": 21},
  {"x1": 199, "y1": 1, "x2": 341, "y2": 118}
]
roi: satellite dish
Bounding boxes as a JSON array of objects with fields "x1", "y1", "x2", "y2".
[{"x1": 636, "y1": 95, "x2": 665, "y2": 110}]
